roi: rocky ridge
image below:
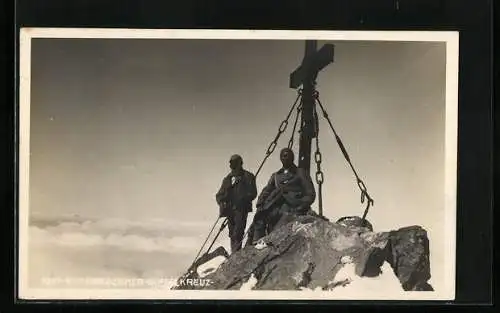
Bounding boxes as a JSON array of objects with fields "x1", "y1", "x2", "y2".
[{"x1": 174, "y1": 213, "x2": 433, "y2": 291}]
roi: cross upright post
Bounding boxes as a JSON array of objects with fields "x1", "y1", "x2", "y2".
[{"x1": 289, "y1": 40, "x2": 334, "y2": 174}]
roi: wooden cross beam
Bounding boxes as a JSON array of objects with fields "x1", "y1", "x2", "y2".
[
  {"x1": 289, "y1": 41, "x2": 335, "y2": 89},
  {"x1": 289, "y1": 40, "x2": 334, "y2": 173}
]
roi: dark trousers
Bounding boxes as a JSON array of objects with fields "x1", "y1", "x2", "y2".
[
  {"x1": 227, "y1": 208, "x2": 248, "y2": 254},
  {"x1": 250, "y1": 203, "x2": 287, "y2": 244},
  {"x1": 250, "y1": 202, "x2": 307, "y2": 244}
]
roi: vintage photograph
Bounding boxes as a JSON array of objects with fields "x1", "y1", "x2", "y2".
[{"x1": 18, "y1": 29, "x2": 458, "y2": 300}]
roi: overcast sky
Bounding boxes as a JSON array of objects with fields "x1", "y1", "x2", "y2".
[{"x1": 28, "y1": 38, "x2": 446, "y2": 236}]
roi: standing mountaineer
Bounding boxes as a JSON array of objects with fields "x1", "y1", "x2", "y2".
[{"x1": 215, "y1": 154, "x2": 257, "y2": 254}]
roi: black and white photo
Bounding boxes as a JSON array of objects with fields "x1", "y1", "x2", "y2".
[{"x1": 18, "y1": 29, "x2": 458, "y2": 300}]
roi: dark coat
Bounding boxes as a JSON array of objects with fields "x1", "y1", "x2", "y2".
[
  {"x1": 215, "y1": 169, "x2": 257, "y2": 217},
  {"x1": 256, "y1": 165, "x2": 316, "y2": 213}
]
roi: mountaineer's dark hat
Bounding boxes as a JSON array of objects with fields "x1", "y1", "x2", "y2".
[{"x1": 229, "y1": 154, "x2": 243, "y2": 162}]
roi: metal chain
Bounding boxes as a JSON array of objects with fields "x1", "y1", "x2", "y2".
[
  {"x1": 229, "y1": 88, "x2": 303, "y2": 250},
  {"x1": 254, "y1": 89, "x2": 302, "y2": 177},
  {"x1": 187, "y1": 89, "x2": 301, "y2": 270},
  {"x1": 288, "y1": 100, "x2": 303, "y2": 150},
  {"x1": 312, "y1": 90, "x2": 324, "y2": 216},
  {"x1": 313, "y1": 92, "x2": 374, "y2": 221}
]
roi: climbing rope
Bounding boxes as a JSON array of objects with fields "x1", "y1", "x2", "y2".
[{"x1": 313, "y1": 91, "x2": 374, "y2": 223}]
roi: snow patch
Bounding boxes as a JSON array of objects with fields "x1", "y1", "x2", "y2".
[
  {"x1": 240, "y1": 274, "x2": 258, "y2": 290},
  {"x1": 196, "y1": 256, "x2": 227, "y2": 278},
  {"x1": 296, "y1": 261, "x2": 403, "y2": 293}
]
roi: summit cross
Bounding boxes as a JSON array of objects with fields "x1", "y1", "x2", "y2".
[{"x1": 289, "y1": 40, "x2": 334, "y2": 173}]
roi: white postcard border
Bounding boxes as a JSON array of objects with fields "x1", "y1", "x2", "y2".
[{"x1": 18, "y1": 28, "x2": 459, "y2": 301}]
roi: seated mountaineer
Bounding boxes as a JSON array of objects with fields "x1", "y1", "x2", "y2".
[{"x1": 250, "y1": 147, "x2": 316, "y2": 244}]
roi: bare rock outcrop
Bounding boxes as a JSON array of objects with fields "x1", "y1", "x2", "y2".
[{"x1": 174, "y1": 214, "x2": 433, "y2": 291}]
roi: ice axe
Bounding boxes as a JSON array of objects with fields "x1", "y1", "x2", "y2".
[
  {"x1": 205, "y1": 217, "x2": 229, "y2": 254},
  {"x1": 189, "y1": 216, "x2": 227, "y2": 270}
]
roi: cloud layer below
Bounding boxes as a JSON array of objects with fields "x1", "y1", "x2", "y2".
[{"x1": 28, "y1": 215, "x2": 219, "y2": 287}]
